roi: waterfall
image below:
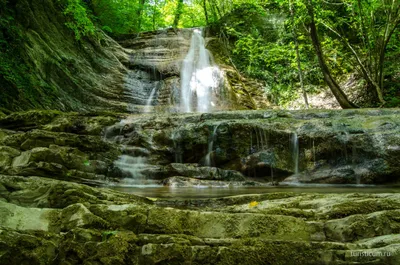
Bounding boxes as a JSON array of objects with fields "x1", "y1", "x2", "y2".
[
  {"x1": 172, "y1": 130, "x2": 183, "y2": 163},
  {"x1": 292, "y1": 132, "x2": 299, "y2": 174},
  {"x1": 180, "y1": 29, "x2": 222, "y2": 113},
  {"x1": 204, "y1": 124, "x2": 220, "y2": 166},
  {"x1": 144, "y1": 87, "x2": 157, "y2": 113},
  {"x1": 114, "y1": 155, "x2": 148, "y2": 180}
]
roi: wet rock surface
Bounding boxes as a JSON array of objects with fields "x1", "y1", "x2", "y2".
[
  {"x1": 106, "y1": 108, "x2": 400, "y2": 185},
  {"x1": 0, "y1": 175, "x2": 400, "y2": 264},
  {"x1": 1, "y1": 109, "x2": 400, "y2": 185}
]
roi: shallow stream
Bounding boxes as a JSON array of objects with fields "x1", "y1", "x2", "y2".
[{"x1": 109, "y1": 183, "x2": 400, "y2": 199}]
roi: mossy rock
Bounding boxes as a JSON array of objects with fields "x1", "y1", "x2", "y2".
[
  {"x1": 0, "y1": 229, "x2": 59, "y2": 265},
  {"x1": 0, "y1": 110, "x2": 62, "y2": 130},
  {"x1": 327, "y1": 199, "x2": 400, "y2": 219},
  {"x1": 146, "y1": 207, "x2": 310, "y2": 240}
]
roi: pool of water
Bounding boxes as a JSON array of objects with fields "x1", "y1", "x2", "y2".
[{"x1": 108, "y1": 183, "x2": 400, "y2": 199}]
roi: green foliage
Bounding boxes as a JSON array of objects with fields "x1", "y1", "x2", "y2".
[
  {"x1": 0, "y1": 0, "x2": 40, "y2": 107},
  {"x1": 306, "y1": 0, "x2": 400, "y2": 105},
  {"x1": 60, "y1": 0, "x2": 96, "y2": 40},
  {"x1": 93, "y1": 0, "x2": 145, "y2": 34},
  {"x1": 101, "y1": 25, "x2": 112, "y2": 33},
  {"x1": 91, "y1": 0, "x2": 269, "y2": 34},
  {"x1": 221, "y1": 3, "x2": 322, "y2": 105}
]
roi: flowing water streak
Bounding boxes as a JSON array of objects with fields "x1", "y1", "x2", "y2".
[
  {"x1": 292, "y1": 132, "x2": 299, "y2": 175},
  {"x1": 180, "y1": 29, "x2": 222, "y2": 113},
  {"x1": 114, "y1": 155, "x2": 148, "y2": 180},
  {"x1": 104, "y1": 120, "x2": 157, "y2": 186},
  {"x1": 312, "y1": 139, "x2": 316, "y2": 166},
  {"x1": 144, "y1": 87, "x2": 157, "y2": 113},
  {"x1": 352, "y1": 146, "x2": 361, "y2": 185},
  {"x1": 204, "y1": 124, "x2": 220, "y2": 166},
  {"x1": 172, "y1": 130, "x2": 183, "y2": 163}
]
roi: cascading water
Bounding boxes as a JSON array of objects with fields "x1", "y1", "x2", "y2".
[
  {"x1": 204, "y1": 124, "x2": 220, "y2": 166},
  {"x1": 180, "y1": 29, "x2": 223, "y2": 113},
  {"x1": 104, "y1": 119, "x2": 160, "y2": 186},
  {"x1": 144, "y1": 87, "x2": 158, "y2": 113},
  {"x1": 172, "y1": 130, "x2": 183, "y2": 163},
  {"x1": 114, "y1": 155, "x2": 147, "y2": 180},
  {"x1": 292, "y1": 132, "x2": 299, "y2": 175}
]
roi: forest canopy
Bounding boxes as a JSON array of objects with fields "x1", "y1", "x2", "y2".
[{"x1": 90, "y1": 0, "x2": 267, "y2": 34}]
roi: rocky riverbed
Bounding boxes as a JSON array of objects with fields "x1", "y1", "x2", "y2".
[
  {"x1": 1, "y1": 175, "x2": 400, "y2": 264},
  {"x1": 0, "y1": 109, "x2": 400, "y2": 264}
]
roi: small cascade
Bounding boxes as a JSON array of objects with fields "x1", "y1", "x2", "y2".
[
  {"x1": 291, "y1": 132, "x2": 299, "y2": 175},
  {"x1": 339, "y1": 131, "x2": 350, "y2": 162},
  {"x1": 180, "y1": 29, "x2": 223, "y2": 113},
  {"x1": 257, "y1": 127, "x2": 268, "y2": 150},
  {"x1": 172, "y1": 130, "x2": 183, "y2": 163},
  {"x1": 144, "y1": 87, "x2": 158, "y2": 113},
  {"x1": 103, "y1": 120, "x2": 159, "y2": 186},
  {"x1": 114, "y1": 155, "x2": 147, "y2": 179},
  {"x1": 352, "y1": 146, "x2": 361, "y2": 185},
  {"x1": 124, "y1": 69, "x2": 161, "y2": 112},
  {"x1": 249, "y1": 127, "x2": 269, "y2": 154},
  {"x1": 338, "y1": 131, "x2": 361, "y2": 184},
  {"x1": 204, "y1": 125, "x2": 220, "y2": 166}
]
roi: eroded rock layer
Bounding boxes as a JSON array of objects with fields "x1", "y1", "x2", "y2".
[
  {"x1": 0, "y1": 109, "x2": 399, "y2": 186},
  {"x1": 106, "y1": 109, "x2": 400, "y2": 185}
]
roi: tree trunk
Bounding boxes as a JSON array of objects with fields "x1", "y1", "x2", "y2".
[
  {"x1": 377, "y1": 8, "x2": 400, "y2": 99},
  {"x1": 306, "y1": 0, "x2": 358, "y2": 109},
  {"x1": 173, "y1": 0, "x2": 184, "y2": 28},
  {"x1": 202, "y1": 0, "x2": 209, "y2": 24},
  {"x1": 136, "y1": 0, "x2": 146, "y2": 32},
  {"x1": 320, "y1": 22, "x2": 385, "y2": 104},
  {"x1": 290, "y1": 0, "x2": 309, "y2": 109},
  {"x1": 208, "y1": 0, "x2": 221, "y2": 21}
]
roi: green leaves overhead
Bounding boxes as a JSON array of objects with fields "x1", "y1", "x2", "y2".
[{"x1": 61, "y1": 0, "x2": 97, "y2": 40}]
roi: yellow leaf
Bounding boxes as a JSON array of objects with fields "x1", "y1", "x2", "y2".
[{"x1": 249, "y1": 201, "x2": 259, "y2": 208}]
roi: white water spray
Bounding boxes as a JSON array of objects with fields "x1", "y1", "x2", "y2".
[{"x1": 180, "y1": 29, "x2": 222, "y2": 113}]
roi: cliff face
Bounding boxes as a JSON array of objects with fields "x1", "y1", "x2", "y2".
[
  {"x1": 117, "y1": 29, "x2": 244, "y2": 112},
  {"x1": 0, "y1": 0, "x2": 130, "y2": 112}
]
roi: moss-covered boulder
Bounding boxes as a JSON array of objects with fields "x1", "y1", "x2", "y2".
[{"x1": 0, "y1": 111, "x2": 123, "y2": 183}]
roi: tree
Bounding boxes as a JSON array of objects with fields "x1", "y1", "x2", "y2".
[
  {"x1": 305, "y1": 0, "x2": 358, "y2": 108},
  {"x1": 173, "y1": 0, "x2": 184, "y2": 28},
  {"x1": 137, "y1": 0, "x2": 147, "y2": 32},
  {"x1": 289, "y1": 0, "x2": 309, "y2": 108},
  {"x1": 202, "y1": 0, "x2": 209, "y2": 24},
  {"x1": 314, "y1": 0, "x2": 399, "y2": 105}
]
